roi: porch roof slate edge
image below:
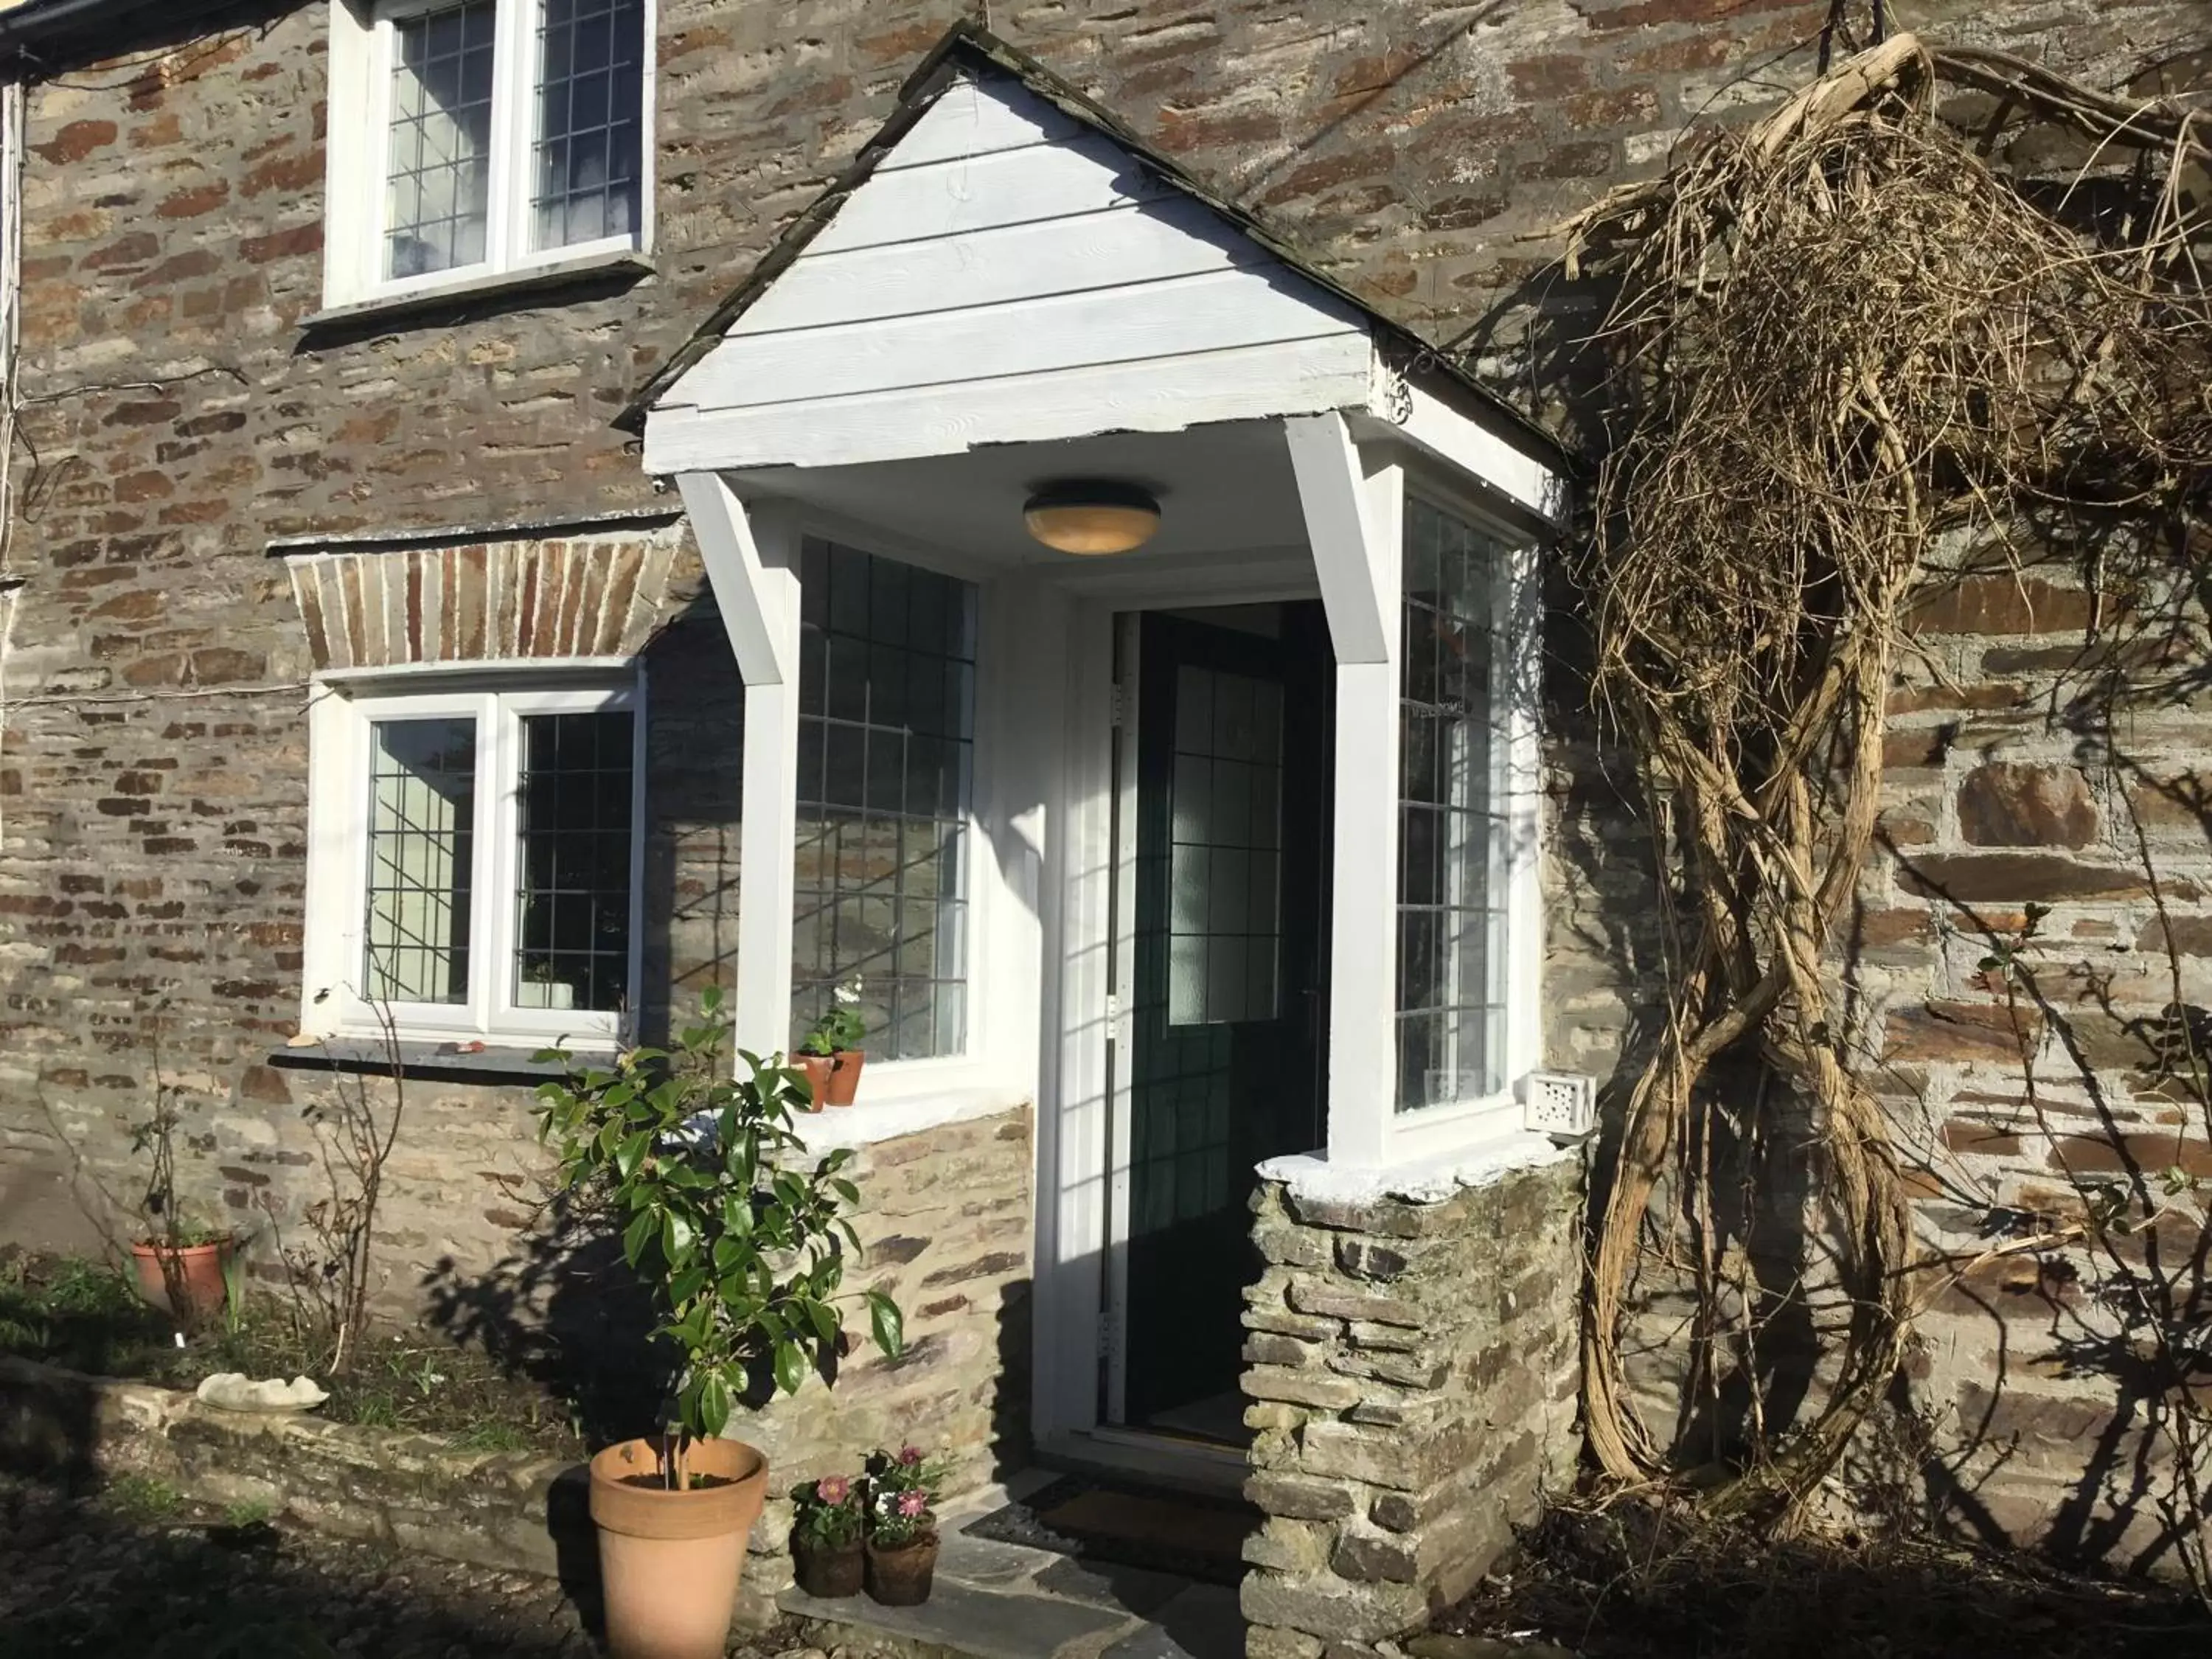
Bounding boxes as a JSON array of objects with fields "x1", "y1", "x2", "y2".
[
  {"x1": 0, "y1": 0, "x2": 244, "y2": 64},
  {"x1": 617, "y1": 20, "x2": 1570, "y2": 473}
]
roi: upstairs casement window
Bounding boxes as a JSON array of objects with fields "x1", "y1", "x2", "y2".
[
  {"x1": 325, "y1": 0, "x2": 652, "y2": 307},
  {"x1": 302, "y1": 678, "x2": 644, "y2": 1048}
]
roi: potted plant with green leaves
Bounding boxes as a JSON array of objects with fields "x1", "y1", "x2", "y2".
[
  {"x1": 127, "y1": 1086, "x2": 232, "y2": 1326},
  {"x1": 863, "y1": 1444, "x2": 947, "y2": 1607},
  {"x1": 797, "y1": 977, "x2": 868, "y2": 1109},
  {"x1": 532, "y1": 986, "x2": 905, "y2": 1659},
  {"x1": 790, "y1": 1472, "x2": 864, "y2": 1597}
]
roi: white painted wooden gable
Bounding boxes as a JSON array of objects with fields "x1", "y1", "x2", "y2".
[{"x1": 642, "y1": 74, "x2": 1380, "y2": 476}]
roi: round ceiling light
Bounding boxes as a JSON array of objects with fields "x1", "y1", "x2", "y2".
[{"x1": 1022, "y1": 480, "x2": 1162, "y2": 556}]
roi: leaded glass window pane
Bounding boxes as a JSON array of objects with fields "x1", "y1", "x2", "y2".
[
  {"x1": 364, "y1": 717, "x2": 478, "y2": 1003},
  {"x1": 514, "y1": 709, "x2": 633, "y2": 1013},
  {"x1": 792, "y1": 542, "x2": 975, "y2": 1061},
  {"x1": 1395, "y1": 498, "x2": 1509, "y2": 1112},
  {"x1": 532, "y1": 0, "x2": 645, "y2": 251},
  {"x1": 385, "y1": 1, "x2": 496, "y2": 279},
  {"x1": 1166, "y1": 664, "x2": 1283, "y2": 1026}
]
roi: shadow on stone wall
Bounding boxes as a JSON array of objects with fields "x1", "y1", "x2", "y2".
[{"x1": 419, "y1": 1191, "x2": 665, "y2": 1447}]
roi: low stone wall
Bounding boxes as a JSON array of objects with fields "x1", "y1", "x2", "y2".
[
  {"x1": 0, "y1": 1352, "x2": 585, "y2": 1581},
  {"x1": 1, "y1": 1101, "x2": 1036, "y2": 1624},
  {"x1": 1240, "y1": 1152, "x2": 1585, "y2": 1658},
  {"x1": 729, "y1": 1102, "x2": 1035, "y2": 1593}
]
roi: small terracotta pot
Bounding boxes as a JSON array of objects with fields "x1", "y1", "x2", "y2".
[
  {"x1": 129, "y1": 1238, "x2": 229, "y2": 1322},
  {"x1": 588, "y1": 1436, "x2": 769, "y2": 1659},
  {"x1": 796, "y1": 1054, "x2": 835, "y2": 1111},
  {"x1": 791, "y1": 1536, "x2": 863, "y2": 1598},
  {"x1": 825, "y1": 1049, "x2": 866, "y2": 1107},
  {"x1": 865, "y1": 1534, "x2": 939, "y2": 1606}
]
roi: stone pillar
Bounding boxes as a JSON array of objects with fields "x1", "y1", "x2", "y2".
[{"x1": 1239, "y1": 1156, "x2": 1585, "y2": 1658}]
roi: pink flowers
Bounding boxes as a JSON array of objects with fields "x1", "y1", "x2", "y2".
[
  {"x1": 897, "y1": 1445, "x2": 923, "y2": 1467},
  {"x1": 815, "y1": 1475, "x2": 851, "y2": 1506},
  {"x1": 896, "y1": 1489, "x2": 928, "y2": 1518}
]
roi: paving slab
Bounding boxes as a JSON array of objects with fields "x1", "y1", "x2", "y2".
[
  {"x1": 1102, "y1": 1582, "x2": 1245, "y2": 1659},
  {"x1": 1033, "y1": 1554, "x2": 1193, "y2": 1618},
  {"x1": 785, "y1": 1576, "x2": 1133, "y2": 1659}
]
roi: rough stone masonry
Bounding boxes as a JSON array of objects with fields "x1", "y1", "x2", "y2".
[
  {"x1": 0, "y1": 0, "x2": 2203, "y2": 1641},
  {"x1": 1240, "y1": 1157, "x2": 1584, "y2": 1655}
]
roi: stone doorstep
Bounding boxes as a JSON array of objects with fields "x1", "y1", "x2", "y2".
[{"x1": 782, "y1": 1495, "x2": 1245, "y2": 1659}]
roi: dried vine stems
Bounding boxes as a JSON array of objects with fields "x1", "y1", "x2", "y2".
[{"x1": 1557, "y1": 35, "x2": 2211, "y2": 1513}]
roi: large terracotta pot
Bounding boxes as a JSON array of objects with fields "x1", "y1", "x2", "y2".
[
  {"x1": 796, "y1": 1055, "x2": 835, "y2": 1112},
  {"x1": 864, "y1": 1533, "x2": 939, "y2": 1606},
  {"x1": 588, "y1": 1436, "x2": 769, "y2": 1659},
  {"x1": 825, "y1": 1049, "x2": 866, "y2": 1107},
  {"x1": 129, "y1": 1239, "x2": 229, "y2": 1322}
]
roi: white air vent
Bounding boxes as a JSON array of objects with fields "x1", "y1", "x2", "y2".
[{"x1": 1521, "y1": 1071, "x2": 1597, "y2": 1141}]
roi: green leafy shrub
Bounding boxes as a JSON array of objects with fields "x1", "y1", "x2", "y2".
[{"x1": 532, "y1": 987, "x2": 904, "y2": 1466}]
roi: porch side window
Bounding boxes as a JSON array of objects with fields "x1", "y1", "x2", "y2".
[
  {"x1": 1396, "y1": 498, "x2": 1509, "y2": 1111},
  {"x1": 793, "y1": 542, "x2": 975, "y2": 1062}
]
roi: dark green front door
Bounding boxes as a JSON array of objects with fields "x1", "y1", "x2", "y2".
[{"x1": 1120, "y1": 605, "x2": 1332, "y2": 1431}]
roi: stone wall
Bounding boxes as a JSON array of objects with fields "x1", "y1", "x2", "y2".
[
  {"x1": 429, "y1": 1101, "x2": 1037, "y2": 1591},
  {"x1": 0, "y1": 0, "x2": 2205, "y2": 1614},
  {"x1": 2, "y1": 1101, "x2": 1034, "y2": 1620},
  {"x1": 1863, "y1": 568, "x2": 2212, "y2": 1572},
  {"x1": 1241, "y1": 1154, "x2": 1584, "y2": 1657},
  {"x1": 2, "y1": 1, "x2": 2200, "y2": 1307},
  {"x1": 0, "y1": 1352, "x2": 588, "y2": 1583}
]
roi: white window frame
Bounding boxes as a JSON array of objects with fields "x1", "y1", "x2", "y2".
[
  {"x1": 300, "y1": 669, "x2": 647, "y2": 1051},
  {"x1": 1287, "y1": 410, "x2": 1548, "y2": 1170},
  {"x1": 676, "y1": 479, "x2": 1030, "y2": 1109},
  {"x1": 1386, "y1": 473, "x2": 1544, "y2": 1164},
  {"x1": 789, "y1": 532, "x2": 990, "y2": 1083},
  {"x1": 323, "y1": 0, "x2": 656, "y2": 310}
]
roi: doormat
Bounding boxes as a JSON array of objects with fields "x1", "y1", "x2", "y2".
[{"x1": 961, "y1": 1475, "x2": 1258, "y2": 1587}]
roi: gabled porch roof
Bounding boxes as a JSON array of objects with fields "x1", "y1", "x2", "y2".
[
  {"x1": 625, "y1": 22, "x2": 1567, "y2": 524},
  {"x1": 639, "y1": 21, "x2": 1565, "y2": 1188}
]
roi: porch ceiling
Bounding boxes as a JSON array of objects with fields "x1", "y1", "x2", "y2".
[{"x1": 727, "y1": 420, "x2": 1311, "y2": 577}]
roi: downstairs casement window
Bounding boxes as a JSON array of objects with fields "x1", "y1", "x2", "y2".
[
  {"x1": 302, "y1": 679, "x2": 644, "y2": 1048},
  {"x1": 323, "y1": 0, "x2": 652, "y2": 307}
]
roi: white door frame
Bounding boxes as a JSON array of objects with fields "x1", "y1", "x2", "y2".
[{"x1": 1032, "y1": 576, "x2": 1320, "y2": 1487}]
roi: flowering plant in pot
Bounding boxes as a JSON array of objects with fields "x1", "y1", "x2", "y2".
[
  {"x1": 127, "y1": 1087, "x2": 232, "y2": 1328},
  {"x1": 533, "y1": 986, "x2": 905, "y2": 1659},
  {"x1": 796, "y1": 978, "x2": 867, "y2": 1109},
  {"x1": 789, "y1": 1472, "x2": 864, "y2": 1598},
  {"x1": 863, "y1": 1444, "x2": 947, "y2": 1607}
]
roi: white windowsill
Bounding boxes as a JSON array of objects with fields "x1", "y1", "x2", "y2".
[
  {"x1": 791, "y1": 1085, "x2": 1031, "y2": 1152},
  {"x1": 305, "y1": 247, "x2": 654, "y2": 330},
  {"x1": 1258, "y1": 1128, "x2": 1576, "y2": 1207}
]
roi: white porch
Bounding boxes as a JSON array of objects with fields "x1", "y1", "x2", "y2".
[{"x1": 632, "y1": 38, "x2": 1568, "y2": 1480}]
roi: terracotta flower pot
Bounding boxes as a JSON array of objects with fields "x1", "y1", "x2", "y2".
[
  {"x1": 825, "y1": 1049, "x2": 866, "y2": 1107},
  {"x1": 588, "y1": 1436, "x2": 769, "y2": 1659},
  {"x1": 129, "y1": 1238, "x2": 229, "y2": 1322},
  {"x1": 864, "y1": 1533, "x2": 939, "y2": 1606},
  {"x1": 796, "y1": 1054, "x2": 835, "y2": 1111},
  {"x1": 791, "y1": 1536, "x2": 863, "y2": 1598}
]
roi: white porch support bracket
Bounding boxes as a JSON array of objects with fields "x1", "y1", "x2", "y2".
[
  {"x1": 1284, "y1": 413, "x2": 1402, "y2": 1166},
  {"x1": 677, "y1": 470, "x2": 804, "y2": 1064}
]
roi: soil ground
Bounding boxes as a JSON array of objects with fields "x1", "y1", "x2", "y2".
[
  {"x1": 0, "y1": 1470, "x2": 818, "y2": 1659},
  {"x1": 0, "y1": 1248, "x2": 585, "y2": 1453},
  {"x1": 1441, "y1": 1503, "x2": 2212, "y2": 1659}
]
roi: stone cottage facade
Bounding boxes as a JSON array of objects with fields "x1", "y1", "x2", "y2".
[{"x1": 0, "y1": 0, "x2": 2205, "y2": 1650}]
